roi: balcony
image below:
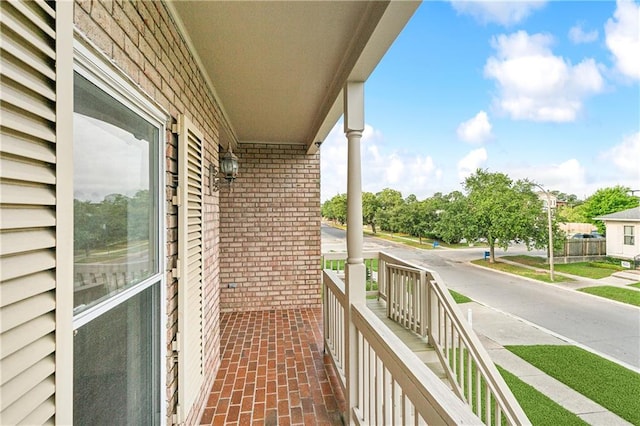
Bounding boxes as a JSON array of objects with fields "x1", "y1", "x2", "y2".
[{"x1": 201, "y1": 251, "x2": 528, "y2": 425}]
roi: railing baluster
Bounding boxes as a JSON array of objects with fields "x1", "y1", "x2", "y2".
[
  {"x1": 467, "y1": 345, "x2": 473, "y2": 403},
  {"x1": 384, "y1": 367, "x2": 390, "y2": 426},
  {"x1": 458, "y1": 334, "x2": 463, "y2": 388},
  {"x1": 484, "y1": 382, "x2": 491, "y2": 424},
  {"x1": 390, "y1": 376, "x2": 396, "y2": 425},
  {"x1": 476, "y1": 370, "x2": 482, "y2": 418},
  {"x1": 375, "y1": 355, "x2": 380, "y2": 425},
  {"x1": 444, "y1": 315, "x2": 449, "y2": 366},
  {"x1": 360, "y1": 334, "x2": 366, "y2": 420},
  {"x1": 400, "y1": 388, "x2": 408, "y2": 425},
  {"x1": 437, "y1": 301, "x2": 442, "y2": 346},
  {"x1": 411, "y1": 273, "x2": 416, "y2": 332}
]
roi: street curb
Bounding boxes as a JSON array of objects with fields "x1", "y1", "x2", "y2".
[
  {"x1": 466, "y1": 299, "x2": 640, "y2": 374},
  {"x1": 467, "y1": 260, "x2": 640, "y2": 311}
]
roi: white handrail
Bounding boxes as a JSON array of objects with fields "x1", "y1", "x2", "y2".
[
  {"x1": 351, "y1": 303, "x2": 481, "y2": 425},
  {"x1": 321, "y1": 251, "x2": 383, "y2": 298},
  {"x1": 322, "y1": 250, "x2": 530, "y2": 426},
  {"x1": 379, "y1": 251, "x2": 529, "y2": 425},
  {"x1": 323, "y1": 269, "x2": 346, "y2": 391}
]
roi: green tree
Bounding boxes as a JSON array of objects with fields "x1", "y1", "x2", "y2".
[
  {"x1": 556, "y1": 203, "x2": 588, "y2": 224},
  {"x1": 464, "y1": 169, "x2": 546, "y2": 263},
  {"x1": 409, "y1": 199, "x2": 439, "y2": 243},
  {"x1": 405, "y1": 194, "x2": 418, "y2": 204},
  {"x1": 321, "y1": 198, "x2": 334, "y2": 220},
  {"x1": 580, "y1": 186, "x2": 638, "y2": 233},
  {"x1": 74, "y1": 199, "x2": 100, "y2": 257},
  {"x1": 101, "y1": 194, "x2": 129, "y2": 248},
  {"x1": 129, "y1": 190, "x2": 151, "y2": 241},
  {"x1": 362, "y1": 192, "x2": 380, "y2": 233},
  {"x1": 551, "y1": 190, "x2": 580, "y2": 206},
  {"x1": 375, "y1": 188, "x2": 404, "y2": 232},
  {"x1": 323, "y1": 193, "x2": 347, "y2": 225},
  {"x1": 395, "y1": 199, "x2": 417, "y2": 236},
  {"x1": 433, "y1": 191, "x2": 470, "y2": 244}
]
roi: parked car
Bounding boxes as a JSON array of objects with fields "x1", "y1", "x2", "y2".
[
  {"x1": 571, "y1": 233, "x2": 604, "y2": 239},
  {"x1": 590, "y1": 231, "x2": 604, "y2": 238}
]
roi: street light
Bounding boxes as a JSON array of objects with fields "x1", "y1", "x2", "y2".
[{"x1": 531, "y1": 182, "x2": 555, "y2": 281}]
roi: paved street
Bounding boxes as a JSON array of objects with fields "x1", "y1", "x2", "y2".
[{"x1": 321, "y1": 224, "x2": 640, "y2": 370}]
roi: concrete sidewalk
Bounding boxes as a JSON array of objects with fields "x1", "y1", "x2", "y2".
[{"x1": 466, "y1": 301, "x2": 634, "y2": 425}]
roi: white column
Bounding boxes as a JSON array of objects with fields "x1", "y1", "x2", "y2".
[{"x1": 344, "y1": 81, "x2": 366, "y2": 424}]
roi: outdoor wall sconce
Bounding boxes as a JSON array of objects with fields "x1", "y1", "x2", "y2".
[{"x1": 209, "y1": 147, "x2": 239, "y2": 193}]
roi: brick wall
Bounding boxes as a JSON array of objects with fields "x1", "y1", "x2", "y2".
[
  {"x1": 74, "y1": 2, "x2": 224, "y2": 424},
  {"x1": 219, "y1": 144, "x2": 322, "y2": 312}
]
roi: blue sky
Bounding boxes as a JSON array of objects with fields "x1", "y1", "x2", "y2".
[{"x1": 321, "y1": 0, "x2": 640, "y2": 202}]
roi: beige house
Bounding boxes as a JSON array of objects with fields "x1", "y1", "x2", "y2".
[
  {"x1": 1, "y1": 1, "x2": 527, "y2": 425},
  {"x1": 595, "y1": 207, "x2": 640, "y2": 261}
]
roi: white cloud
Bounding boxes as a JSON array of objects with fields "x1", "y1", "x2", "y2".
[
  {"x1": 320, "y1": 125, "x2": 349, "y2": 201},
  {"x1": 605, "y1": 0, "x2": 640, "y2": 80},
  {"x1": 484, "y1": 31, "x2": 604, "y2": 122},
  {"x1": 503, "y1": 151, "x2": 639, "y2": 199},
  {"x1": 457, "y1": 148, "x2": 488, "y2": 181},
  {"x1": 75, "y1": 115, "x2": 150, "y2": 202},
  {"x1": 457, "y1": 111, "x2": 493, "y2": 144},
  {"x1": 449, "y1": 0, "x2": 546, "y2": 26},
  {"x1": 568, "y1": 23, "x2": 599, "y2": 44},
  {"x1": 601, "y1": 132, "x2": 640, "y2": 179},
  {"x1": 508, "y1": 159, "x2": 588, "y2": 193},
  {"x1": 385, "y1": 154, "x2": 404, "y2": 184},
  {"x1": 320, "y1": 122, "x2": 443, "y2": 201}
]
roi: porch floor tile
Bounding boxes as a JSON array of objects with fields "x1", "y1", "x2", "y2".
[{"x1": 200, "y1": 308, "x2": 345, "y2": 425}]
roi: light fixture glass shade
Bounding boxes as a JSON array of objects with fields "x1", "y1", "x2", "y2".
[{"x1": 220, "y1": 148, "x2": 239, "y2": 181}]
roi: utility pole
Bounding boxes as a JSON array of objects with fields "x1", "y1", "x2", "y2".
[{"x1": 531, "y1": 182, "x2": 555, "y2": 281}]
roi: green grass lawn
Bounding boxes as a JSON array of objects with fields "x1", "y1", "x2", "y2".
[
  {"x1": 363, "y1": 229, "x2": 440, "y2": 249},
  {"x1": 555, "y1": 263, "x2": 624, "y2": 279},
  {"x1": 629, "y1": 282, "x2": 640, "y2": 289},
  {"x1": 449, "y1": 348, "x2": 584, "y2": 424},
  {"x1": 501, "y1": 255, "x2": 547, "y2": 267},
  {"x1": 578, "y1": 286, "x2": 640, "y2": 307},
  {"x1": 505, "y1": 345, "x2": 640, "y2": 425},
  {"x1": 496, "y1": 365, "x2": 587, "y2": 426},
  {"x1": 449, "y1": 289, "x2": 473, "y2": 304},
  {"x1": 471, "y1": 259, "x2": 563, "y2": 283},
  {"x1": 502, "y1": 255, "x2": 624, "y2": 279}
]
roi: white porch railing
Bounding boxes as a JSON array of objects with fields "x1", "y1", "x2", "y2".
[
  {"x1": 323, "y1": 251, "x2": 384, "y2": 299},
  {"x1": 323, "y1": 269, "x2": 346, "y2": 388},
  {"x1": 322, "y1": 251, "x2": 530, "y2": 426},
  {"x1": 324, "y1": 269, "x2": 480, "y2": 425}
]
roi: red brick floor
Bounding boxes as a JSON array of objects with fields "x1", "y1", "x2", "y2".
[{"x1": 199, "y1": 308, "x2": 346, "y2": 425}]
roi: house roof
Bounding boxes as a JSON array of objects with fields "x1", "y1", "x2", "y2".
[
  {"x1": 166, "y1": 1, "x2": 420, "y2": 153},
  {"x1": 594, "y1": 206, "x2": 640, "y2": 222}
]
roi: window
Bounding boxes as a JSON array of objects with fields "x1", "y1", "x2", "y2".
[
  {"x1": 624, "y1": 226, "x2": 634, "y2": 245},
  {"x1": 73, "y1": 72, "x2": 159, "y2": 311},
  {"x1": 72, "y1": 42, "x2": 165, "y2": 425}
]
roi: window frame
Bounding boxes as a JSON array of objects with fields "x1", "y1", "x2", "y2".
[
  {"x1": 71, "y1": 37, "x2": 168, "y2": 423},
  {"x1": 623, "y1": 225, "x2": 635, "y2": 246}
]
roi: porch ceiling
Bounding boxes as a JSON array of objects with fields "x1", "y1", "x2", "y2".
[{"x1": 167, "y1": 1, "x2": 419, "y2": 153}]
